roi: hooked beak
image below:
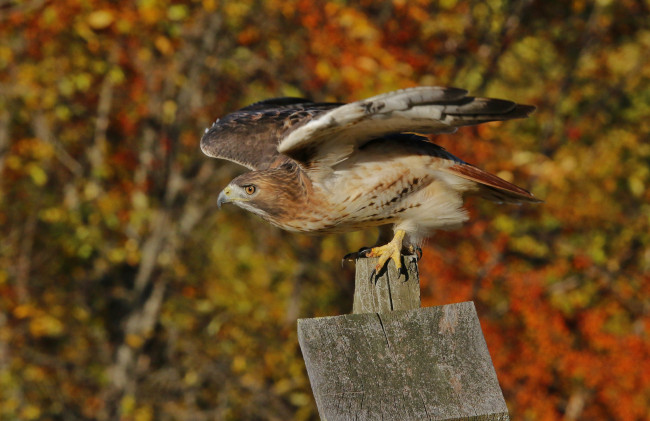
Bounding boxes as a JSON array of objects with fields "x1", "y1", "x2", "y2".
[{"x1": 217, "y1": 186, "x2": 232, "y2": 209}]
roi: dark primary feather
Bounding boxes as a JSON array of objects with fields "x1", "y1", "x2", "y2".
[{"x1": 200, "y1": 98, "x2": 341, "y2": 170}]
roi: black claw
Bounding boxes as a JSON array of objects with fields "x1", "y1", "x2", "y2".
[
  {"x1": 342, "y1": 247, "x2": 373, "y2": 263},
  {"x1": 414, "y1": 246, "x2": 423, "y2": 261},
  {"x1": 369, "y1": 261, "x2": 392, "y2": 283},
  {"x1": 358, "y1": 247, "x2": 372, "y2": 257},
  {"x1": 399, "y1": 264, "x2": 409, "y2": 281}
]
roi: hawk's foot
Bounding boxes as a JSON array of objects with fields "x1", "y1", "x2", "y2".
[
  {"x1": 342, "y1": 240, "x2": 421, "y2": 267},
  {"x1": 366, "y1": 229, "x2": 406, "y2": 277}
]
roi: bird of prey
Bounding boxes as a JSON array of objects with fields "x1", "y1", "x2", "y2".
[{"x1": 201, "y1": 87, "x2": 540, "y2": 275}]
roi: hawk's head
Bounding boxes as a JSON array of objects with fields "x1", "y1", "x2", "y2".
[{"x1": 217, "y1": 163, "x2": 305, "y2": 223}]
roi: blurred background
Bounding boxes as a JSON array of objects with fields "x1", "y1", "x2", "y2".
[{"x1": 1, "y1": 0, "x2": 649, "y2": 420}]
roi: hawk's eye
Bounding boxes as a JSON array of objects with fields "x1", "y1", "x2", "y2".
[{"x1": 244, "y1": 185, "x2": 256, "y2": 195}]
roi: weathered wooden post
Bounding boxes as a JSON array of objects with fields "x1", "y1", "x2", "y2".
[{"x1": 298, "y1": 257, "x2": 510, "y2": 420}]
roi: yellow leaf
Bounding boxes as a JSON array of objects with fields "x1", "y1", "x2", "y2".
[
  {"x1": 121, "y1": 395, "x2": 136, "y2": 416},
  {"x1": 29, "y1": 314, "x2": 64, "y2": 337},
  {"x1": 496, "y1": 170, "x2": 514, "y2": 183},
  {"x1": 155, "y1": 36, "x2": 173, "y2": 55},
  {"x1": 162, "y1": 100, "x2": 177, "y2": 124},
  {"x1": 232, "y1": 355, "x2": 247, "y2": 372},
  {"x1": 203, "y1": 0, "x2": 217, "y2": 12},
  {"x1": 183, "y1": 371, "x2": 199, "y2": 386},
  {"x1": 27, "y1": 163, "x2": 47, "y2": 186},
  {"x1": 134, "y1": 406, "x2": 154, "y2": 421},
  {"x1": 167, "y1": 5, "x2": 188, "y2": 21},
  {"x1": 628, "y1": 175, "x2": 645, "y2": 197},
  {"x1": 13, "y1": 305, "x2": 37, "y2": 319},
  {"x1": 289, "y1": 392, "x2": 311, "y2": 407},
  {"x1": 87, "y1": 10, "x2": 114, "y2": 30},
  {"x1": 20, "y1": 405, "x2": 41, "y2": 420},
  {"x1": 126, "y1": 333, "x2": 145, "y2": 349}
]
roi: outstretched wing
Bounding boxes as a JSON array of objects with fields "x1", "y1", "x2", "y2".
[
  {"x1": 200, "y1": 98, "x2": 342, "y2": 170},
  {"x1": 277, "y1": 87, "x2": 535, "y2": 165}
]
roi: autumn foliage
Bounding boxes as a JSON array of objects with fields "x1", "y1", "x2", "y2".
[{"x1": 1, "y1": 0, "x2": 649, "y2": 420}]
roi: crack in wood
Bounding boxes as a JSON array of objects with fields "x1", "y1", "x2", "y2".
[{"x1": 376, "y1": 313, "x2": 391, "y2": 350}]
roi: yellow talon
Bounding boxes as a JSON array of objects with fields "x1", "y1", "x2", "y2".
[{"x1": 367, "y1": 229, "x2": 406, "y2": 273}]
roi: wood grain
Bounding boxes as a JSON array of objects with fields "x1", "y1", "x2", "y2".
[
  {"x1": 352, "y1": 255, "x2": 420, "y2": 314},
  {"x1": 298, "y1": 302, "x2": 509, "y2": 421}
]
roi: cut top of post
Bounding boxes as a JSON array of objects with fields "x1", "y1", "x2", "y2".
[{"x1": 353, "y1": 255, "x2": 420, "y2": 314}]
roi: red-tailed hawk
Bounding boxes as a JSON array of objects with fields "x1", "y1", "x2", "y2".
[{"x1": 201, "y1": 87, "x2": 540, "y2": 276}]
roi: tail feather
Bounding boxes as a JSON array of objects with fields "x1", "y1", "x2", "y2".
[{"x1": 443, "y1": 163, "x2": 542, "y2": 204}]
